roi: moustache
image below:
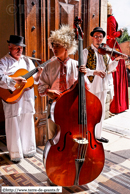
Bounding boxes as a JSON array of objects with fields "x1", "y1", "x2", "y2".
[{"x1": 17, "y1": 52, "x2": 22, "y2": 54}]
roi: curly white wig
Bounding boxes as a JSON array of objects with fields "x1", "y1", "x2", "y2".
[
  {"x1": 48, "y1": 25, "x2": 78, "y2": 55},
  {"x1": 107, "y1": 1, "x2": 112, "y2": 15}
]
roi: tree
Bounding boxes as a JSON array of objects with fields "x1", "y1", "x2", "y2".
[{"x1": 117, "y1": 28, "x2": 130, "y2": 43}]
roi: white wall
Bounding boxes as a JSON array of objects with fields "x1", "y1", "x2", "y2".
[{"x1": 100, "y1": 0, "x2": 107, "y2": 43}]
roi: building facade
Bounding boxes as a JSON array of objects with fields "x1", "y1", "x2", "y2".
[{"x1": 0, "y1": 0, "x2": 108, "y2": 145}]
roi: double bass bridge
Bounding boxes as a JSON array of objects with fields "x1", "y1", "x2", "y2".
[{"x1": 73, "y1": 138, "x2": 88, "y2": 144}]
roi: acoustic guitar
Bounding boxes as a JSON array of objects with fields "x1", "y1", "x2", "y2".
[{"x1": 0, "y1": 57, "x2": 56, "y2": 104}]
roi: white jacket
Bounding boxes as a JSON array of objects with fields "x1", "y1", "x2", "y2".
[
  {"x1": 0, "y1": 53, "x2": 36, "y2": 118},
  {"x1": 83, "y1": 44, "x2": 118, "y2": 94}
]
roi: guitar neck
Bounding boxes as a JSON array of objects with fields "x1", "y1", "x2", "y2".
[{"x1": 22, "y1": 57, "x2": 56, "y2": 80}]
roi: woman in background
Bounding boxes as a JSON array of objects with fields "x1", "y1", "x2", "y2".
[{"x1": 107, "y1": 1, "x2": 129, "y2": 113}]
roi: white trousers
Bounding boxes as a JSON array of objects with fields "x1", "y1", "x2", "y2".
[
  {"x1": 94, "y1": 91, "x2": 107, "y2": 139},
  {"x1": 5, "y1": 113, "x2": 36, "y2": 160}
]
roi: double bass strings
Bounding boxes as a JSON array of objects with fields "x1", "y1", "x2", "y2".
[
  {"x1": 77, "y1": 81, "x2": 88, "y2": 161},
  {"x1": 82, "y1": 86, "x2": 88, "y2": 160}
]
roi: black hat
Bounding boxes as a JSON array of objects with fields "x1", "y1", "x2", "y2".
[
  {"x1": 7, "y1": 35, "x2": 26, "y2": 47},
  {"x1": 90, "y1": 27, "x2": 106, "y2": 37}
]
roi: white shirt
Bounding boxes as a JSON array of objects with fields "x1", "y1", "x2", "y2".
[
  {"x1": 83, "y1": 44, "x2": 118, "y2": 94},
  {"x1": 38, "y1": 57, "x2": 90, "y2": 122},
  {"x1": 38, "y1": 58, "x2": 79, "y2": 95},
  {"x1": 0, "y1": 53, "x2": 36, "y2": 118}
]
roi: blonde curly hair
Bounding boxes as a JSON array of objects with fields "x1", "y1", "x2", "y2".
[
  {"x1": 107, "y1": 1, "x2": 112, "y2": 15},
  {"x1": 48, "y1": 25, "x2": 78, "y2": 55}
]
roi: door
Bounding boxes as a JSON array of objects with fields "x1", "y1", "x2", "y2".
[{"x1": 11, "y1": 0, "x2": 100, "y2": 145}]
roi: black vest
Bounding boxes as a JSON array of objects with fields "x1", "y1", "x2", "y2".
[{"x1": 86, "y1": 46, "x2": 108, "y2": 83}]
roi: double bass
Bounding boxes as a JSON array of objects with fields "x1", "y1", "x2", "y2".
[{"x1": 43, "y1": 17, "x2": 105, "y2": 186}]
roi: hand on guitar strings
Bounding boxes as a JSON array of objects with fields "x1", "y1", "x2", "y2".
[{"x1": 12, "y1": 76, "x2": 27, "y2": 89}]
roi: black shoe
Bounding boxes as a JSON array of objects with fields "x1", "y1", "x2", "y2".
[
  {"x1": 96, "y1": 137, "x2": 109, "y2": 143},
  {"x1": 11, "y1": 159, "x2": 21, "y2": 163},
  {"x1": 24, "y1": 153, "x2": 36, "y2": 158}
]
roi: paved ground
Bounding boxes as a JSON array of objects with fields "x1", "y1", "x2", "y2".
[
  {"x1": 0, "y1": 107, "x2": 130, "y2": 193},
  {"x1": 103, "y1": 107, "x2": 130, "y2": 137},
  {"x1": 82, "y1": 107, "x2": 130, "y2": 193},
  {"x1": 102, "y1": 106, "x2": 130, "y2": 166}
]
